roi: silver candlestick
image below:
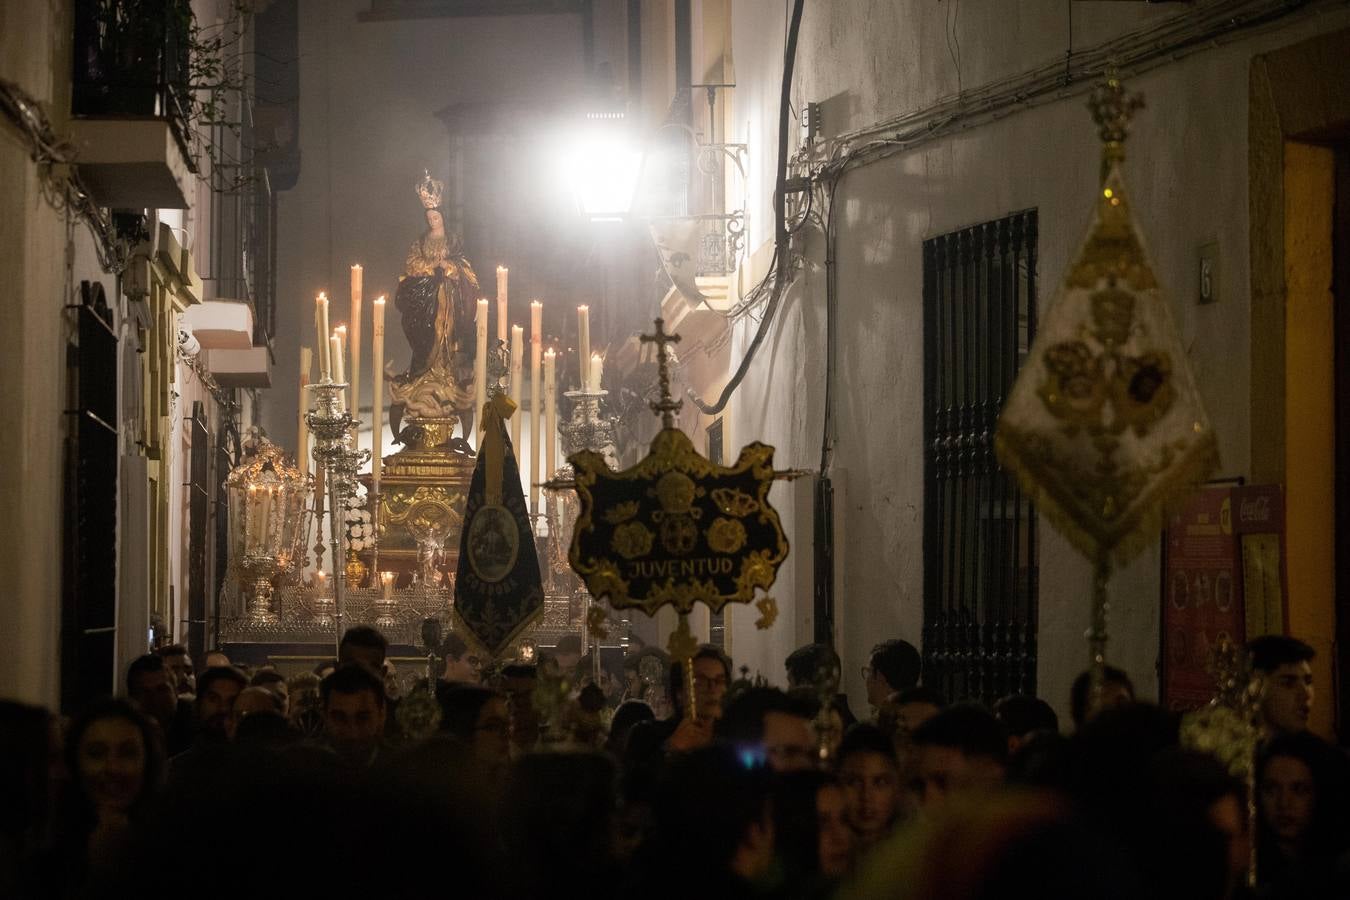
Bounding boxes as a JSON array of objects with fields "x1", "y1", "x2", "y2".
[{"x1": 306, "y1": 380, "x2": 370, "y2": 654}]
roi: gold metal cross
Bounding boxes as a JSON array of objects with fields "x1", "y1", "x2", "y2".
[{"x1": 640, "y1": 318, "x2": 683, "y2": 429}]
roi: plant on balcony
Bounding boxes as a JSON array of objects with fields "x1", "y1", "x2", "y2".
[{"x1": 76, "y1": 0, "x2": 260, "y2": 189}]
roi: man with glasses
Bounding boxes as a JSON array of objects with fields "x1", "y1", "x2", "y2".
[
  {"x1": 627, "y1": 644, "x2": 733, "y2": 758},
  {"x1": 439, "y1": 631, "x2": 483, "y2": 686}
]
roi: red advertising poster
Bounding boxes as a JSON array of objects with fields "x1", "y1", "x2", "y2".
[
  {"x1": 1162, "y1": 486, "x2": 1245, "y2": 712},
  {"x1": 1161, "y1": 484, "x2": 1287, "y2": 712}
]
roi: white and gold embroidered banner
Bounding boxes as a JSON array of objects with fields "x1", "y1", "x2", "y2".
[{"x1": 996, "y1": 80, "x2": 1218, "y2": 567}]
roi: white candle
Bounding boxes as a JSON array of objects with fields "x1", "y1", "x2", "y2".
[
  {"x1": 372, "y1": 297, "x2": 386, "y2": 492},
  {"x1": 510, "y1": 324, "x2": 524, "y2": 454},
  {"x1": 259, "y1": 486, "x2": 273, "y2": 550},
  {"x1": 330, "y1": 334, "x2": 345, "y2": 406},
  {"x1": 316, "y1": 293, "x2": 331, "y2": 379},
  {"x1": 530, "y1": 338, "x2": 541, "y2": 515},
  {"x1": 577, "y1": 305, "x2": 590, "y2": 386},
  {"x1": 298, "y1": 346, "x2": 312, "y2": 476},
  {"x1": 333, "y1": 325, "x2": 347, "y2": 385},
  {"x1": 590, "y1": 352, "x2": 604, "y2": 393},
  {"x1": 380, "y1": 571, "x2": 396, "y2": 600},
  {"x1": 544, "y1": 348, "x2": 557, "y2": 478},
  {"x1": 496, "y1": 266, "x2": 509, "y2": 343},
  {"x1": 475, "y1": 298, "x2": 489, "y2": 443},
  {"x1": 350, "y1": 264, "x2": 363, "y2": 424}
]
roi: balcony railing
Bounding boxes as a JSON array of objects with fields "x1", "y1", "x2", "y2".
[{"x1": 73, "y1": 0, "x2": 195, "y2": 167}]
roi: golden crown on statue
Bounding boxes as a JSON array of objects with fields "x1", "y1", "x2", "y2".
[{"x1": 416, "y1": 170, "x2": 444, "y2": 209}]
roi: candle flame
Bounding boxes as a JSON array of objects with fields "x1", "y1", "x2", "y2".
[
  {"x1": 374, "y1": 295, "x2": 386, "y2": 305},
  {"x1": 352, "y1": 263, "x2": 362, "y2": 270},
  {"x1": 334, "y1": 324, "x2": 346, "y2": 335}
]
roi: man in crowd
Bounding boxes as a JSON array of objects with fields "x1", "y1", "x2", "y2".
[
  {"x1": 1069, "y1": 665, "x2": 1135, "y2": 731},
  {"x1": 838, "y1": 722, "x2": 903, "y2": 849},
  {"x1": 993, "y1": 693, "x2": 1060, "y2": 754},
  {"x1": 502, "y1": 663, "x2": 541, "y2": 752},
  {"x1": 1248, "y1": 635, "x2": 1315, "y2": 736},
  {"x1": 666, "y1": 645, "x2": 732, "y2": 752},
  {"x1": 229, "y1": 685, "x2": 286, "y2": 739},
  {"x1": 127, "y1": 653, "x2": 195, "y2": 755},
  {"x1": 322, "y1": 663, "x2": 388, "y2": 769},
  {"x1": 204, "y1": 649, "x2": 231, "y2": 669},
  {"x1": 439, "y1": 632, "x2": 482, "y2": 686},
  {"x1": 864, "y1": 638, "x2": 922, "y2": 711},
  {"x1": 250, "y1": 667, "x2": 290, "y2": 716},
  {"x1": 167, "y1": 664, "x2": 248, "y2": 784},
  {"x1": 338, "y1": 625, "x2": 389, "y2": 674},
  {"x1": 625, "y1": 644, "x2": 732, "y2": 760},
  {"x1": 550, "y1": 634, "x2": 584, "y2": 677},
  {"x1": 716, "y1": 686, "x2": 816, "y2": 772},
  {"x1": 156, "y1": 643, "x2": 196, "y2": 697},
  {"x1": 645, "y1": 746, "x2": 776, "y2": 896},
  {"x1": 785, "y1": 642, "x2": 857, "y2": 734},
  {"x1": 786, "y1": 642, "x2": 842, "y2": 691},
  {"x1": 889, "y1": 685, "x2": 946, "y2": 734},
  {"x1": 911, "y1": 704, "x2": 1009, "y2": 811}
]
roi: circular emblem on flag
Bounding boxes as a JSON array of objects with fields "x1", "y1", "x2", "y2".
[{"x1": 467, "y1": 504, "x2": 518, "y2": 583}]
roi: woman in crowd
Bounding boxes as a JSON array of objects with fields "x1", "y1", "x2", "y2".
[
  {"x1": 55, "y1": 699, "x2": 163, "y2": 891},
  {"x1": 1256, "y1": 730, "x2": 1350, "y2": 897},
  {"x1": 437, "y1": 684, "x2": 512, "y2": 769},
  {"x1": 774, "y1": 769, "x2": 855, "y2": 894}
]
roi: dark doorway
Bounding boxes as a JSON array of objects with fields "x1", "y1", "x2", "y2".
[{"x1": 1333, "y1": 145, "x2": 1350, "y2": 743}]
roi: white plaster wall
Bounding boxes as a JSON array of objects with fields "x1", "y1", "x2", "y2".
[
  {"x1": 726, "y1": 0, "x2": 1350, "y2": 721},
  {"x1": 0, "y1": 1, "x2": 75, "y2": 707}
]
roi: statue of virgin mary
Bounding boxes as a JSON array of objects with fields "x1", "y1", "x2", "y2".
[{"x1": 388, "y1": 171, "x2": 480, "y2": 446}]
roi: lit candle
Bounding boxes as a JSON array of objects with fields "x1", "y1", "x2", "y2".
[
  {"x1": 475, "y1": 298, "x2": 489, "y2": 442},
  {"x1": 509, "y1": 324, "x2": 524, "y2": 454},
  {"x1": 496, "y1": 266, "x2": 509, "y2": 343},
  {"x1": 544, "y1": 348, "x2": 557, "y2": 478},
  {"x1": 577, "y1": 304, "x2": 590, "y2": 386},
  {"x1": 590, "y1": 352, "x2": 604, "y2": 393},
  {"x1": 298, "y1": 346, "x2": 312, "y2": 476},
  {"x1": 530, "y1": 337, "x2": 542, "y2": 515},
  {"x1": 314, "y1": 570, "x2": 327, "y2": 594},
  {"x1": 316, "y1": 292, "x2": 331, "y2": 379},
  {"x1": 380, "y1": 571, "x2": 396, "y2": 600},
  {"x1": 372, "y1": 297, "x2": 386, "y2": 492},
  {"x1": 350, "y1": 264, "x2": 363, "y2": 424}
]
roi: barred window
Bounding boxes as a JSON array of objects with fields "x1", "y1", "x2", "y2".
[{"x1": 922, "y1": 210, "x2": 1039, "y2": 705}]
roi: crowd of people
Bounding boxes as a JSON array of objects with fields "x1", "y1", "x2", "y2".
[{"x1": 1, "y1": 628, "x2": 1347, "y2": 899}]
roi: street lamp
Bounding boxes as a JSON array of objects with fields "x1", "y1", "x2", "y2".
[{"x1": 559, "y1": 112, "x2": 643, "y2": 222}]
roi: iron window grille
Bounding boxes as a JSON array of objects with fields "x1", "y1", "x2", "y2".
[
  {"x1": 921, "y1": 210, "x2": 1039, "y2": 705},
  {"x1": 62, "y1": 282, "x2": 120, "y2": 711}
]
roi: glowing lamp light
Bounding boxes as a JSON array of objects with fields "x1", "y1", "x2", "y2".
[{"x1": 559, "y1": 114, "x2": 643, "y2": 222}]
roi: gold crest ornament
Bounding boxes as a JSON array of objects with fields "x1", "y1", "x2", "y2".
[
  {"x1": 754, "y1": 595, "x2": 779, "y2": 630},
  {"x1": 568, "y1": 320, "x2": 793, "y2": 715},
  {"x1": 568, "y1": 320, "x2": 790, "y2": 617},
  {"x1": 995, "y1": 74, "x2": 1218, "y2": 703}
]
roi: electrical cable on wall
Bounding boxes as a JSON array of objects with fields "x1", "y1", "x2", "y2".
[
  {"x1": 0, "y1": 77, "x2": 130, "y2": 275},
  {"x1": 687, "y1": 0, "x2": 805, "y2": 417}
]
